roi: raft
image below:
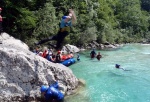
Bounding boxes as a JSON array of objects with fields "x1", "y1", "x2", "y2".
[
  {"x1": 61, "y1": 54, "x2": 74, "y2": 60},
  {"x1": 61, "y1": 58, "x2": 76, "y2": 66}
]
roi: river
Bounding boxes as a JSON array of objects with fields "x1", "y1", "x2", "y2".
[{"x1": 66, "y1": 44, "x2": 150, "y2": 102}]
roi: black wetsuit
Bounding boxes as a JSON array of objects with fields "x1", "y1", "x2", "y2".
[
  {"x1": 36, "y1": 16, "x2": 72, "y2": 50},
  {"x1": 37, "y1": 30, "x2": 69, "y2": 50}
]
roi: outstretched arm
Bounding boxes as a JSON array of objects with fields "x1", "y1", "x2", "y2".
[
  {"x1": 69, "y1": 9, "x2": 76, "y2": 24},
  {"x1": 65, "y1": 9, "x2": 76, "y2": 24}
]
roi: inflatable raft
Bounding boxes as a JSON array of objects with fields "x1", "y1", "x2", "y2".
[
  {"x1": 51, "y1": 53, "x2": 75, "y2": 66},
  {"x1": 61, "y1": 57, "x2": 76, "y2": 66}
]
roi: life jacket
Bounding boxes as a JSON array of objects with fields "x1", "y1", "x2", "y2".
[
  {"x1": 42, "y1": 50, "x2": 48, "y2": 58},
  {"x1": 61, "y1": 55, "x2": 68, "y2": 60},
  {"x1": 67, "y1": 54, "x2": 73, "y2": 59},
  {"x1": 96, "y1": 55, "x2": 101, "y2": 60},
  {"x1": 60, "y1": 16, "x2": 72, "y2": 32},
  {"x1": 90, "y1": 51, "x2": 96, "y2": 58}
]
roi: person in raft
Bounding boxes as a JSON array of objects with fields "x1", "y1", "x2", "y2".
[
  {"x1": 55, "y1": 50, "x2": 62, "y2": 63},
  {"x1": 96, "y1": 52, "x2": 102, "y2": 61},
  {"x1": 90, "y1": 49, "x2": 96, "y2": 59},
  {"x1": 35, "y1": 9, "x2": 77, "y2": 50},
  {"x1": 40, "y1": 81, "x2": 64, "y2": 102}
]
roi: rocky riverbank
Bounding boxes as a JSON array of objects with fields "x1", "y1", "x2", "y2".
[{"x1": 85, "y1": 40, "x2": 123, "y2": 50}]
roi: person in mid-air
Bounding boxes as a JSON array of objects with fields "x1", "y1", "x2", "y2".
[{"x1": 35, "y1": 9, "x2": 76, "y2": 50}]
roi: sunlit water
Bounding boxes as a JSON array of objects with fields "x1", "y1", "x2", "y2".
[{"x1": 66, "y1": 44, "x2": 150, "y2": 102}]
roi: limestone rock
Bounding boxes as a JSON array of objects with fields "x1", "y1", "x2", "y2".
[
  {"x1": 61, "y1": 44, "x2": 80, "y2": 54},
  {"x1": 0, "y1": 33, "x2": 29, "y2": 50},
  {"x1": 0, "y1": 33, "x2": 79, "y2": 102}
]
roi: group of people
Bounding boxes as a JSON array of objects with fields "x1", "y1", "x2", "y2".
[
  {"x1": 33, "y1": 46, "x2": 75, "y2": 63},
  {"x1": 90, "y1": 49, "x2": 102, "y2": 61},
  {"x1": 33, "y1": 8, "x2": 79, "y2": 65}
]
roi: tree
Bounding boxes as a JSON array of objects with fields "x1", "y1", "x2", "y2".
[{"x1": 33, "y1": 2, "x2": 59, "y2": 41}]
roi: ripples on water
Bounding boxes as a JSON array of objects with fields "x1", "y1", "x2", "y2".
[{"x1": 66, "y1": 44, "x2": 150, "y2": 102}]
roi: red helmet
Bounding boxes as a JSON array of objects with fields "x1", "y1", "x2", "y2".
[
  {"x1": 0, "y1": 8, "x2": 2, "y2": 11},
  {"x1": 57, "y1": 50, "x2": 61, "y2": 54}
]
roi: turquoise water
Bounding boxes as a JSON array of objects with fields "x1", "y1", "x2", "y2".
[{"x1": 66, "y1": 44, "x2": 150, "y2": 102}]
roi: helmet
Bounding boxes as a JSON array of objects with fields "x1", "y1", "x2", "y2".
[
  {"x1": 62, "y1": 16, "x2": 67, "y2": 19},
  {"x1": 57, "y1": 50, "x2": 61, "y2": 54},
  {"x1": 0, "y1": 8, "x2": 2, "y2": 11},
  {"x1": 62, "y1": 16, "x2": 71, "y2": 19},
  {"x1": 40, "y1": 85, "x2": 48, "y2": 92},
  {"x1": 115, "y1": 64, "x2": 120, "y2": 68}
]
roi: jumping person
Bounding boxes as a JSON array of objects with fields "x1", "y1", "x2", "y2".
[
  {"x1": 40, "y1": 82, "x2": 64, "y2": 102},
  {"x1": 35, "y1": 9, "x2": 76, "y2": 50}
]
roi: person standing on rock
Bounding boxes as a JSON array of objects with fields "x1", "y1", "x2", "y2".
[
  {"x1": 35, "y1": 9, "x2": 77, "y2": 50},
  {"x1": 0, "y1": 7, "x2": 3, "y2": 44},
  {"x1": 0, "y1": 7, "x2": 3, "y2": 34},
  {"x1": 40, "y1": 81, "x2": 64, "y2": 102}
]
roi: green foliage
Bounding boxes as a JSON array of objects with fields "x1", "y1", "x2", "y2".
[
  {"x1": 33, "y1": 3, "x2": 59, "y2": 40},
  {"x1": 17, "y1": 8, "x2": 37, "y2": 29},
  {"x1": 1, "y1": 0, "x2": 150, "y2": 48}
]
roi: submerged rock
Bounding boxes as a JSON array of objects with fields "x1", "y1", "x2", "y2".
[{"x1": 0, "y1": 33, "x2": 79, "y2": 102}]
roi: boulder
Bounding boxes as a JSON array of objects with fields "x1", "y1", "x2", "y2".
[
  {"x1": 61, "y1": 44, "x2": 80, "y2": 54},
  {"x1": 0, "y1": 33, "x2": 29, "y2": 50},
  {"x1": 104, "y1": 44, "x2": 117, "y2": 49},
  {"x1": 0, "y1": 33, "x2": 79, "y2": 102}
]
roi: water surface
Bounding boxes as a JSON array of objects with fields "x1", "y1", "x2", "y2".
[{"x1": 66, "y1": 44, "x2": 150, "y2": 102}]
